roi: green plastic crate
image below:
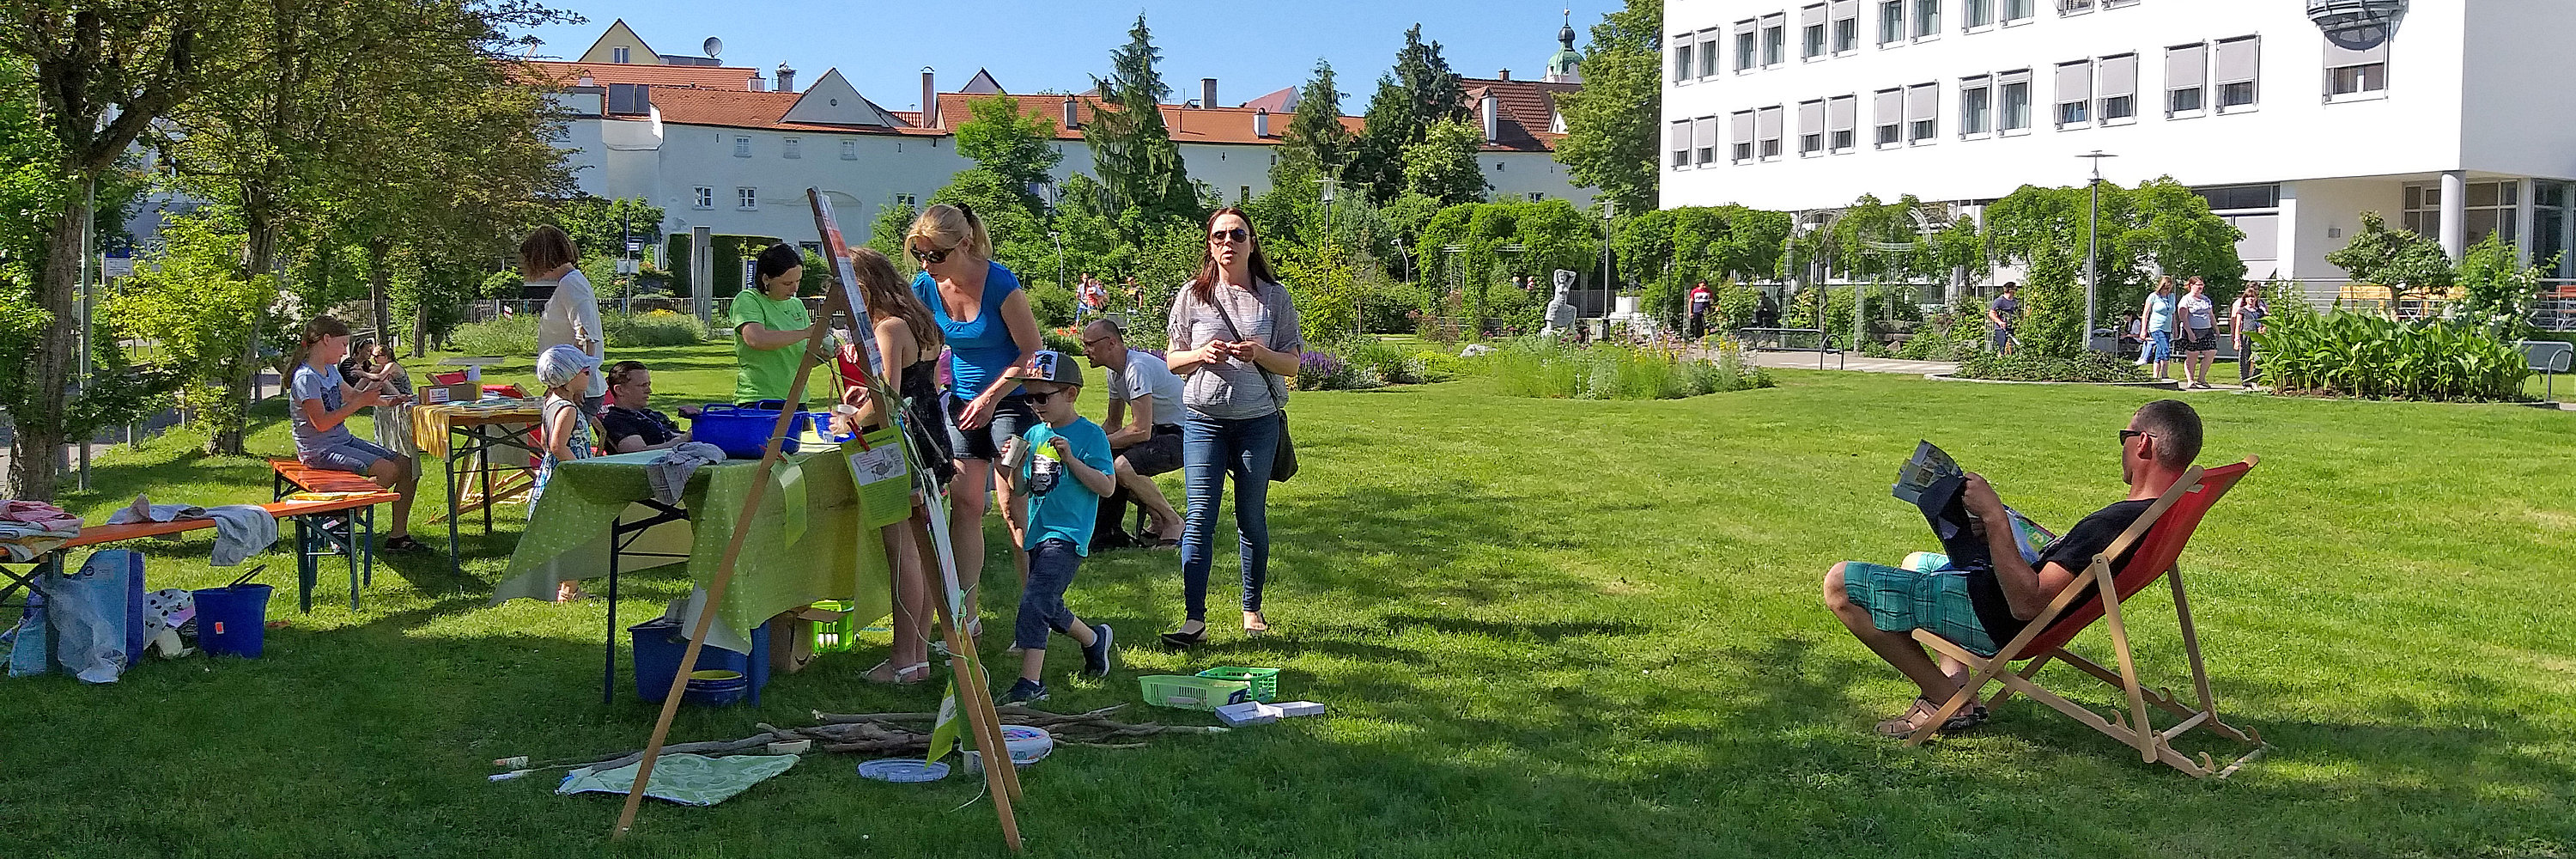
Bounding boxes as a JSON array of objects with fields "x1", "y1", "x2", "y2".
[
  {"x1": 1194, "y1": 667, "x2": 1280, "y2": 703},
  {"x1": 810, "y1": 600, "x2": 859, "y2": 654},
  {"x1": 1138, "y1": 674, "x2": 1251, "y2": 711}
]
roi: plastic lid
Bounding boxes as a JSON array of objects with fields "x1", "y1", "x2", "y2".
[
  {"x1": 687, "y1": 669, "x2": 743, "y2": 681},
  {"x1": 858, "y1": 758, "x2": 950, "y2": 783}
]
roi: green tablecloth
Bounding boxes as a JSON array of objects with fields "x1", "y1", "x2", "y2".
[{"x1": 494, "y1": 448, "x2": 891, "y2": 648}]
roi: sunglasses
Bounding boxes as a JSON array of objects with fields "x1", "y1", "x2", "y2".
[
  {"x1": 1024, "y1": 387, "x2": 1064, "y2": 405},
  {"x1": 1208, "y1": 228, "x2": 1249, "y2": 244},
  {"x1": 2118, "y1": 429, "x2": 2155, "y2": 444},
  {"x1": 908, "y1": 245, "x2": 953, "y2": 265}
]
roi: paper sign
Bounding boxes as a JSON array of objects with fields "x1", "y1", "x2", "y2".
[
  {"x1": 423, "y1": 387, "x2": 452, "y2": 405},
  {"x1": 845, "y1": 428, "x2": 912, "y2": 528}
]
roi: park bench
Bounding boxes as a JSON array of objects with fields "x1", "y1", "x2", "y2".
[
  {"x1": 2514, "y1": 340, "x2": 2572, "y2": 405},
  {"x1": 0, "y1": 489, "x2": 398, "y2": 619},
  {"x1": 269, "y1": 460, "x2": 404, "y2": 611},
  {"x1": 1903, "y1": 458, "x2": 2267, "y2": 779}
]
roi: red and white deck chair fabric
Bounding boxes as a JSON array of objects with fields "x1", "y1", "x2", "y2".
[{"x1": 1906, "y1": 457, "x2": 2269, "y2": 778}]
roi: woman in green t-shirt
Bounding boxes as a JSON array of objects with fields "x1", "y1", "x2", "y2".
[{"x1": 728, "y1": 244, "x2": 816, "y2": 404}]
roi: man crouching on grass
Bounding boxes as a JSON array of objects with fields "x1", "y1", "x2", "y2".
[{"x1": 1822, "y1": 399, "x2": 2202, "y2": 738}]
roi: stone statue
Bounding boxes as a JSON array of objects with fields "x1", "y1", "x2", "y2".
[{"x1": 1543, "y1": 282, "x2": 1577, "y2": 339}]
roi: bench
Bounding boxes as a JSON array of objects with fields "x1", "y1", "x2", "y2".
[
  {"x1": 270, "y1": 460, "x2": 404, "y2": 612},
  {"x1": 2516, "y1": 340, "x2": 2573, "y2": 405},
  {"x1": 0, "y1": 490, "x2": 398, "y2": 618}
]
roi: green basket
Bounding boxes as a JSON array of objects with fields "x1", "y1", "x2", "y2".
[
  {"x1": 810, "y1": 600, "x2": 860, "y2": 654},
  {"x1": 1138, "y1": 674, "x2": 1251, "y2": 711},
  {"x1": 1194, "y1": 667, "x2": 1279, "y2": 703}
]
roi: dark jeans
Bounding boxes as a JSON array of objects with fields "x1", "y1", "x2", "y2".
[
  {"x1": 1179, "y1": 410, "x2": 1282, "y2": 621},
  {"x1": 2237, "y1": 338, "x2": 2259, "y2": 382},
  {"x1": 1014, "y1": 538, "x2": 1084, "y2": 650}
]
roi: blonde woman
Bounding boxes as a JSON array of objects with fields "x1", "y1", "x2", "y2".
[{"x1": 907, "y1": 204, "x2": 1042, "y2": 626}]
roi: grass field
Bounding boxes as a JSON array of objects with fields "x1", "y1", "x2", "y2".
[{"x1": 4, "y1": 341, "x2": 2573, "y2": 858}]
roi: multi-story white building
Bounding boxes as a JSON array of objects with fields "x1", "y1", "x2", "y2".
[
  {"x1": 1659, "y1": 0, "x2": 2576, "y2": 287},
  {"x1": 532, "y1": 19, "x2": 1595, "y2": 284}
]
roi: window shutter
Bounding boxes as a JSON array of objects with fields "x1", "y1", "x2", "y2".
[
  {"x1": 2099, "y1": 53, "x2": 2138, "y2": 97},
  {"x1": 2215, "y1": 36, "x2": 2259, "y2": 84},
  {"x1": 1728, "y1": 112, "x2": 1753, "y2": 147},
  {"x1": 2166, "y1": 44, "x2": 2207, "y2": 92},
  {"x1": 1831, "y1": 0, "x2": 1857, "y2": 18},
  {"x1": 1800, "y1": 100, "x2": 1826, "y2": 135},
  {"x1": 1905, "y1": 83, "x2": 1936, "y2": 121},
  {"x1": 2057, "y1": 60, "x2": 2093, "y2": 103},
  {"x1": 1802, "y1": 3, "x2": 1826, "y2": 27},
  {"x1": 1671, "y1": 119, "x2": 1692, "y2": 158},
  {"x1": 1756, "y1": 106, "x2": 1783, "y2": 141},
  {"x1": 2323, "y1": 35, "x2": 2387, "y2": 70},
  {"x1": 1693, "y1": 116, "x2": 1718, "y2": 156},
  {"x1": 1998, "y1": 68, "x2": 2031, "y2": 87},
  {"x1": 1874, "y1": 88, "x2": 1902, "y2": 126},
  {"x1": 1828, "y1": 95, "x2": 1857, "y2": 131}
]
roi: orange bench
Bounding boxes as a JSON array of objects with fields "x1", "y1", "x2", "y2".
[
  {"x1": 0, "y1": 489, "x2": 398, "y2": 617},
  {"x1": 270, "y1": 460, "x2": 404, "y2": 612}
]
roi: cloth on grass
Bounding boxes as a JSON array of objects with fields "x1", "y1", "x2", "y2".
[
  {"x1": 647, "y1": 442, "x2": 729, "y2": 506},
  {"x1": 557, "y1": 753, "x2": 799, "y2": 807},
  {"x1": 105, "y1": 496, "x2": 279, "y2": 566}
]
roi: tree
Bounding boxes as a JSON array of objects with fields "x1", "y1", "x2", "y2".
[
  {"x1": 1551, "y1": 0, "x2": 1662, "y2": 216},
  {"x1": 1986, "y1": 177, "x2": 2245, "y2": 325},
  {"x1": 1351, "y1": 25, "x2": 1467, "y2": 203},
  {"x1": 2454, "y1": 232, "x2": 2555, "y2": 334},
  {"x1": 866, "y1": 198, "x2": 920, "y2": 265},
  {"x1": 2325, "y1": 210, "x2": 2457, "y2": 315},
  {"x1": 1273, "y1": 59, "x2": 1354, "y2": 188},
  {"x1": 953, "y1": 94, "x2": 1063, "y2": 200},
  {"x1": 1401, "y1": 118, "x2": 1487, "y2": 205},
  {"x1": 1083, "y1": 13, "x2": 1197, "y2": 225},
  {"x1": 930, "y1": 168, "x2": 1052, "y2": 287}
]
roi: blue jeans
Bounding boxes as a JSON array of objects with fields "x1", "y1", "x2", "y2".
[
  {"x1": 1014, "y1": 538, "x2": 1084, "y2": 650},
  {"x1": 1179, "y1": 410, "x2": 1282, "y2": 621}
]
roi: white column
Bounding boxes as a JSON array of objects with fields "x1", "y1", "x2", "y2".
[
  {"x1": 2439, "y1": 170, "x2": 2467, "y2": 260},
  {"x1": 2562, "y1": 187, "x2": 2576, "y2": 278},
  {"x1": 2516, "y1": 177, "x2": 2538, "y2": 266}
]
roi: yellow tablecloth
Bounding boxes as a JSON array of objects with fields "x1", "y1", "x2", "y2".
[{"x1": 410, "y1": 399, "x2": 543, "y2": 460}]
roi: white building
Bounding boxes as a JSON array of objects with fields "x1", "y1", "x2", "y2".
[
  {"x1": 530, "y1": 19, "x2": 1595, "y2": 288},
  {"x1": 1659, "y1": 0, "x2": 2576, "y2": 289}
]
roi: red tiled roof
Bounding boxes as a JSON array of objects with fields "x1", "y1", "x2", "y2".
[
  {"x1": 512, "y1": 59, "x2": 759, "y2": 91},
  {"x1": 928, "y1": 93, "x2": 1361, "y2": 145},
  {"x1": 1460, "y1": 76, "x2": 1577, "y2": 153},
  {"x1": 647, "y1": 87, "x2": 932, "y2": 134}
]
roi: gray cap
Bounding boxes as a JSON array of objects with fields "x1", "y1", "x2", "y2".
[{"x1": 1023, "y1": 350, "x2": 1082, "y2": 387}]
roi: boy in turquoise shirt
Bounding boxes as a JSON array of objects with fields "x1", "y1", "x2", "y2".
[{"x1": 999, "y1": 350, "x2": 1118, "y2": 704}]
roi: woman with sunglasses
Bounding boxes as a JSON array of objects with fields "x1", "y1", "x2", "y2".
[
  {"x1": 1159, "y1": 208, "x2": 1303, "y2": 648},
  {"x1": 907, "y1": 204, "x2": 1043, "y2": 620}
]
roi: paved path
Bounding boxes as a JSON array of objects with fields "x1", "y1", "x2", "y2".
[
  {"x1": 0, "y1": 369, "x2": 280, "y2": 489},
  {"x1": 1746, "y1": 350, "x2": 1959, "y2": 376}
]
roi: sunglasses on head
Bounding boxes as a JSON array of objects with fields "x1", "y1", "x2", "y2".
[
  {"x1": 1208, "y1": 228, "x2": 1249, "y2": 243},
  {"x1": 908, "y1": 245, "x2": 953, "y2": 265}
]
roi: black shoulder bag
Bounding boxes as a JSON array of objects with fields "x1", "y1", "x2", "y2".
[{"x1": 1206, "y1": 285, "x2": 1297, "y2": 482}]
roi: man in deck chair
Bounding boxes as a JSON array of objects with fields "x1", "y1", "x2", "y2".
[{"x1": 1823, "y1": 399, "x2": 2202, "y2": 738}]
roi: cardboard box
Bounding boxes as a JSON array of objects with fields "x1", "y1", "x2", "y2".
[
  {"x1": 416, "y1": 382, "x2": 481, "y2": 405},
  {"x1": 768, "y1": 603, "x2": 851, "y2": 673},
  {"x1": 1214, "y1": 701, "x2": 1277, "y2": 728},
  {"x1": 1271, "y1": 700, "x2": 1326, "y2": 718}
]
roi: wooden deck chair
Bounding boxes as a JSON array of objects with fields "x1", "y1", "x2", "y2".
[{"x1": 1905, "y1": 457, "x2": 2268, "y2": 778}]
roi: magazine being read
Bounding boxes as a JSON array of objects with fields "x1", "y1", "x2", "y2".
[{"x1": 1892, "y1": 441, "x2": 2056, "y2": 570}]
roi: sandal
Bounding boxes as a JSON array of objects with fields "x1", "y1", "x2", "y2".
[
  {"x1": 1873, "y1": 697, "x2": 1986, "y2": 739},
  {"x1": 382, "y1": 535, "x2": 431, "y2": 554},
  {"x1": 1242, "y1": 611, "x2": 1271, "y2": 637},
  {"x1": 864, "y1": 660, "x2": 932, "y2": 685}
]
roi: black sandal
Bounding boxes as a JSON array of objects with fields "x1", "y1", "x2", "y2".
[
  {"x1": 382, "y1": 535, "x2": 430, "y2": 554},
  {"x1": 1158, "y1": 624, "x2": 1206, "y2": 649}
]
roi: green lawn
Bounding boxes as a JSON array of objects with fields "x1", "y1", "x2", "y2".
[{"x1": 6, "y1": 342, "x2": 2574, "y2": 858}]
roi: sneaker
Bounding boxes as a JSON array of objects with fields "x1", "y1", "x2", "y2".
[
  {"x1": 1082, "y1": 624, "x2": 1115, "y2": 678},
  {"x1": 999, "y1": 678, "x2": 1048, "y2": 704}
]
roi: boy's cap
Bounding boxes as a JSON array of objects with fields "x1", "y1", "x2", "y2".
[{"x1": 1024, "y1": 350, "x2": 1083, "y2": 387}]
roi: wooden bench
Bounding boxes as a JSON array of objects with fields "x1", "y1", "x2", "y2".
[
  {"x1": 270, "y1": 460, "x2": 404, "y2": 612},
  {"x1": 0, "y1": 490, "x2": 398, "y2": 618}
]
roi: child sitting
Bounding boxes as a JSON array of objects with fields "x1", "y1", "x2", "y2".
[
  {"x1": 289, "y1": 318, "x2": 425, "y2": 553},
  {"x1": 998, "y1": 350, "x2": 1118, "y2": 704},
  {"x1": 532, "y1": 344, "x2": 604, "y2": 602}
]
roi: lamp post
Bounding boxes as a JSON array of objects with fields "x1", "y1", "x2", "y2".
[
  {"x1": 1048, "y1": 229, "x2": 1064, "y2": 295},
  {"x1": 2077, "y1": 149, "x2": 2118, "y2": 350},
  {"x1": 1599, "y1": 198, "x2": 1615, "y2": 328}
]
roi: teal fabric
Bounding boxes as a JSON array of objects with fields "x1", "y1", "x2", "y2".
[
  {"x1": 1018, "y1": 417, "x2": 1114, "y2": 555},
  {"x1": 556, "y1": 753, "x2": 799, "y2": 807},
  {"x1": 1839, "y1": 560, "x2": 2000, "y2": 656}
]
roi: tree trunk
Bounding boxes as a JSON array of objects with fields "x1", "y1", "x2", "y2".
[
  {"x1": 368, "y1": 238, "x2": 393, "y2": 348},
  {"x1": 5, "y1": 204, "x2": 90, "y2": 501},
  {"x1": 413, "y1": 302, "x2": 429, "y2": 359},
  {"x1": 209, "y1": 208, "x2": 278, "y2": 457}
]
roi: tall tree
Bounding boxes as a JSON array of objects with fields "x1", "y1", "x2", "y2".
[
  {"x1": 0, "y1": 0, "x2": 256, "y2": 498},
  {"x1": 1552, "y1": 0, "x2": 1662, "y2": 216},
  {"x1": 1350, "y1": 24, "x2": 1467, "y2": 203},
  {"x1": 1271, "y1": 58, "x2": 1353, "y2": 188},
  {"x1": 952, "y1": 94, "x2": 1063, "y2": 207},
  {"x1": 1083, "y1": 13, "x2": 1196, "y2": 224},
  {"x1": 1402, "y1": 118, "x2": 1487, "y2": 206}
]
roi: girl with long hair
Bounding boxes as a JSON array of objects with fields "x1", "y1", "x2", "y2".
[
  {"x1": 289, "y1": 317, "x2": 427, "y2": 553},
  {"x1": 832, "y1": 247, "x2": 957, "y2": 685}
]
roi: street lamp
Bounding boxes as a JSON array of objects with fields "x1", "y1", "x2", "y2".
[
  {"x1": 1599, "y1": 198, "x2": 1615, "y2": 329},
  {"x1": 1048, "y1": 229, "x2": 1064, "y2": 295},
  {"x1": 2077, "y1": 149, "x2": 2118, "y2": 350}
]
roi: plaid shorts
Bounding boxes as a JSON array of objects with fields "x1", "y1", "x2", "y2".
[{"x1": 1839, "y1": 560, "x2": 2002, "y2": 656}]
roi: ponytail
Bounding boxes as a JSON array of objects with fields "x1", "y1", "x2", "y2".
[{"x1": 291, "y1": 316, "x2": 350, "y2": 370}]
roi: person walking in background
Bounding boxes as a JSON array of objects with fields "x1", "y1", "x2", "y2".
[
  {"x1": 2178, "y1": 276, "x2": 2219, "y2": 389},
  {"x1": 2141, "y1": 277, "x2": 2180, "y2": 381},
  {"x1": 831, "y1": 247, "x2": 955, "y2": 686},
  {"x1": 1161, "y1": 208, "x2": 1303, "y2": 648},
  {"x1": 1688, "y1": 282, "x2": 1713, "y2": 339},
  {"x1": 525, "y1": 225, "x2": 606, "y2": 414},
  {"x1": 1077, "y1": 274, "x2": 1109, "y2": 324},
  {"x1": 1986, "y1": 283, "x2": 2021, "y2": 355},
  {"x1": 2231, "y1": 284, "x2": 2269, "y2": 389},
  {"x1": 909, "y1": 204, "x2": 1043, "y2": 622},
  {"x1": 728, "y1": 244, "x2": 816, "y2": 405}
]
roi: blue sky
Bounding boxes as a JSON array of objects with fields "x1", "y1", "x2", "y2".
[{"x1": 516, "y1": 1, "x2": 1614, "y2": 112}]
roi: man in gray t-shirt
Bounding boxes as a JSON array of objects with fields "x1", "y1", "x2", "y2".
[{"x1": 1082, "y1": 319, "x2": 1185, "y2": 544}]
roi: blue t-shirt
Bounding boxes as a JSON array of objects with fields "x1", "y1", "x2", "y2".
[
  {"x1": 1018, "y1": 417, "x2": 1114, "y2": 555},
  {"x1": 912, "y1": 261, "x2": 1024, "y2": 401},
  {"x1": 289, "y1": 363, "x2": 359, "y2": 452},
  {"x1": 2144, "y1": 293, "x2": 2178, "y2": 332}
]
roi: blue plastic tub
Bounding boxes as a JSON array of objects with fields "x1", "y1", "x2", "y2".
[
  {"x1": 683, "y1": 670, "x2": 750, "y2": 707},
  {"x1": 192, "y1": 584, "x2": 273, "y2": 658},
  {"x1": 629, "y1": 618, "x2": 770, "y2": 704},
  {"x1": 691, "y1": 403, "x2": 810, "y2": 459}
]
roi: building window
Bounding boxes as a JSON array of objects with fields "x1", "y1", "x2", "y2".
[
  {"x1": 1959, "y1": 76, "x2": 1992, "y2": 135},
  {"x1": 1874, "y1": 88, "x2": 1903, "y2": 146},
  {"x1": 783, "y1": 137, "x2": 800, "y2": 159},
  {"x1": 1673, "y1": 34, "x2": 1695, "y2": 81},
  {"x1": 2537, "y1": 182, "x2": 2570, "y2": 278},
  {"x1": 1832, "y1": 0, "x2": 1860, "y2": 52},
  {"x1": 1965, "y1": 0, "x2": 1993, "y2": 28},
  {"x1": 841, "y1": 139, "x2": 858, "y2": 160},
  {"x1": 1762, "y1": 14, "x2": 1787, "y2": 66},
  {"x1": 2330, "y1": 63, "x2": 2386, "y2": 96},
  {"x1": 1729, "y1": 111, "x2": 1756, "y2": 161},
  {"x1": 2215, "y1": 35, "x2": 2260, "y2": 111},
  {"x1": 2166, "y1": 43, "x2": 2207, "y2": 115},
  {"x1": 1670, "y1": 119, "x2": 1692, "y2": 168},
  {"x1": 1905, "y1": 83, "x2": 1938, "y2": 143},
  {"x1": 1735, "y1": 21, "x2": 1757, "y2": 71},
  {"x1": 1698, "y1": 28, "x2": 1720, "y2": 79},
  {"x1": 2003, "y1": 0, "x2": 2034, "y2": 22},
  {"x1": 692, "y1": 186, "x2": 714, "y2": 210},
  {"x1": 2098, "y1": 53, "x2": 2138, "y2": 122},
  {"x1": 1798, "y1": 99, "x2": 1826, "y2": 155},
  {"x1": 1242, "y1": 186, "x2": 1254, "y2": 200},
  {"x1": 733, "y1": 136, "x2": 752, "y2": 157},
  {"x1": 1913, "y1": 0, "x2": 1939, "y2": 38},
  {"x1": 2195, "y1": 184, "x2": 2280, "y2": 211},
  {"x1": 1878, "y1": 1, "x2": 1903, "y2": 45},
  {"x1": 894, "y1": 193, "x2": 918, "y2": 209},
  {"x1": 1695, "y1": 116, "x2": 1719, "y2": 165},
  {"x1": 1801, "y1": 4, "x2": 1827, "y2": 58},
  {"x1": 2056, "y1": 60, "x2": 2092, "y2": 126},
  {"x1": 2405, "y1": 181, "x2": 2519, "y2": 245},
  {"x1": 1827, "y1": 94, "x2": 1857, "y2": 151},
  {"x1": 2059, "y1": 0, "x2": 2093, "y2": 13},
  {"x1": 1757, "y1": 106, "x2": 1784, "y2": 159},
  {"x1": 611, "y1": 46, "x2": 629, "y2": 64},
  {"x1": 1999, "y1": 70, "x2": 2032, "y2": 131},
  {"x1": 2325, "y1": 30, "x2": 2391, "y2": 99},
  {"x1": 737, "y1": 187, "x2": 757, "y2": 210}
]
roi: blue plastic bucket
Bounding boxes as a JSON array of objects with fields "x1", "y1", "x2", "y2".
[
  {"x1": 628, "y1": 618, "x2": 770, "y2": 704},
  {"x1": 192, "y1": 584, "x2": 273, "y2": 658},
  {"x1": 690, "y1": 403, "x2": 809, "y2": 459}
]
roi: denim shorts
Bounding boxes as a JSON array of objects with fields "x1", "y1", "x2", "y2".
[
  {"x1": 298, "y1": 436, "x2": 399, "y2": 474},
  {"x1": 944, "y1": 393, "x2": 1038, "y2": 463},
  {"x1": 1840, "y1": 560, "x2": 2002, "y2": 656}
]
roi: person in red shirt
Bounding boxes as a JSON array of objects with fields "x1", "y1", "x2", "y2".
[{"x1": 1687, "y1": 282, "x2": 1714, "y2": 338}]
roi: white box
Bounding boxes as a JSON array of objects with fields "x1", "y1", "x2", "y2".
[
  {"x1": 1271, "y1": 701, "x2": 1325, "y2": 718},
  {"x1": 1214, "y1": 701, "x2": 1277, "y2": 727}
]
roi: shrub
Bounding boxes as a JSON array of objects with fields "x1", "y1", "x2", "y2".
[
  {"x1": 1294, "y1": 349, "x2": 1382, "y2": 391},
  {"x1": 447, "y1": 314, "x2": 540, "y2": 356},
  {"x1": 2255, "y1": 312, "x2": 2530, "y2": 401},
  {"x1": 447, "y1": 310, "x2": 710, "y2": 356},
  {"x1": 1339, "y1": 338, "x2": 1431, "y2": 385},
  {"x1": 1488, "y1": 338, "x2": 1772, "y2": 399},
  {"x1": 1042, "y1": 326, "x2": 1084, "y2": 356},
  {"x1": 1955, "y1": 350, "x2": 2147, "y2": 383}
]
